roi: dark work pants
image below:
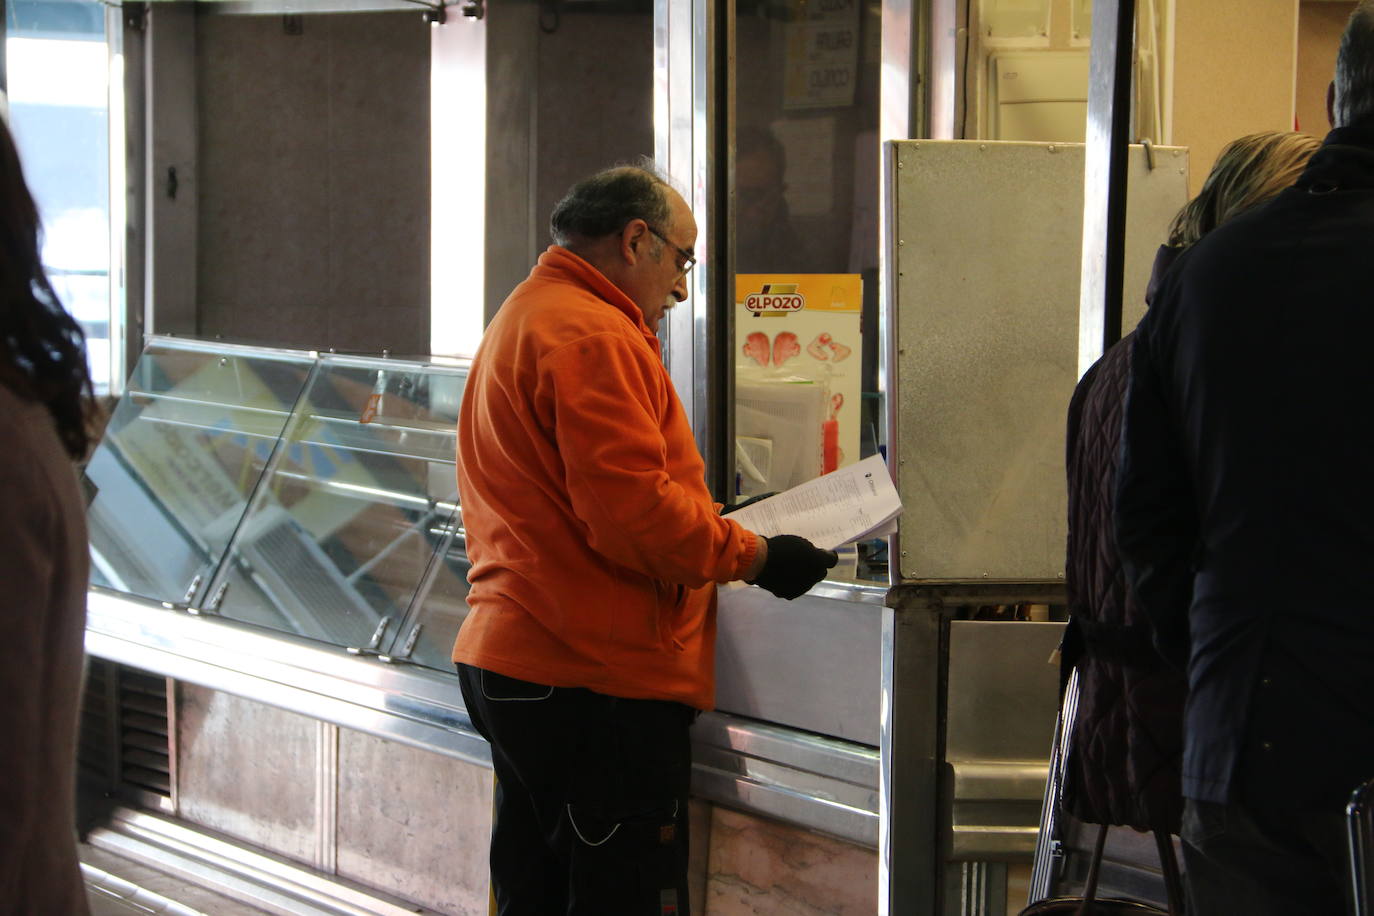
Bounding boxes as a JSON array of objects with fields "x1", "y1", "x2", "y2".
[
  {"x1": 1180, "y1": 797, "x2": 1350, "y2": 916},
  {"x1": 457, "y1": 663, "x2": 693, "y2": 916}
]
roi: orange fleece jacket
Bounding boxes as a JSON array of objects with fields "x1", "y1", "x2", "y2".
[{"x1": 452, "y1": 246, "x2": 760, "y2": 709}]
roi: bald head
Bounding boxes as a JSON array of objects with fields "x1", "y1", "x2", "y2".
[{"x1": 1334, "y1": 1, "x2": 1374, "y2": 129}]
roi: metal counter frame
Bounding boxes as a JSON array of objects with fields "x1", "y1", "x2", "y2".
[{"x1": 85, "y1": 586, "x2": 883, "y2": 849}]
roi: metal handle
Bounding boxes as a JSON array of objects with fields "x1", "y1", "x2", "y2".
[{"x1": 182, "y1": 573, "x2": 203, "y2": 604}]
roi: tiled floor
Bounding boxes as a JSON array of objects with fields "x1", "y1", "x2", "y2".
[{"x1": 81, "y1": 844, "x2": 271, "y2": 916}]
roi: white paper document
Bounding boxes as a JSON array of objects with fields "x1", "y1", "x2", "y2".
[{"x1": 727, "y1": 453, "x2": 902, "y2": 550}]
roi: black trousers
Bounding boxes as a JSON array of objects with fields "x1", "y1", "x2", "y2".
[{"x1": 457, "y1": 664, "x2": 693, "y2": 916}]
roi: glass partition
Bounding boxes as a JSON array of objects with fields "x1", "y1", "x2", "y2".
[
  {"x1": 88, "y1": 340, "x2": 472, "y2": 673},
  {"x1": 402, "y1": 525, "x2": 471, "y2": 672},
  {"x1": 85, "y1": 339, "x2": 316, "y2": 605},
  {"x1": 733, "y1": 0, "x2": 885, "y2": 582},
  {"x1": 206, "y1": 355, "x2": 467, "y2": 659}
]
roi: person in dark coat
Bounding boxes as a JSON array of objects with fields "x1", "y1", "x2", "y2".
[
  {"x1": 0, "y1": 114, "x2": 96, "y2": 914},
  {"x1": 1115, "y1": 5, "x2": 1374, "y2": 913},
  {"x1": 1062, "y1": 130, "x2": 1318, "y2": 837}
]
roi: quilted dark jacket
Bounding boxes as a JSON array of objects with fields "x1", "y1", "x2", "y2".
[{"x1": 1061, "y1": 267, "x2": 1187, "y2": 833}]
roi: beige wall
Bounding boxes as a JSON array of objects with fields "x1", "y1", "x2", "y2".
[
  {"x1": 1297, "y1": 2, "x2": 1357, "y2": 137},
  {"x1": 1170, "y1": 0, "x2": 1299, "y2": 196}
]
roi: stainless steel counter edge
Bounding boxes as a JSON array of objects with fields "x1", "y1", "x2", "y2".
[{"x1": 86, "y1": 587, "x2": 884, "y2": 848}]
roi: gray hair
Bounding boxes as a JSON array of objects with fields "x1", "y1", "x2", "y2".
[
  {"x1": 1334, "y1": 2, "x2": 1374, "y2": 128},
  {"x1": 550, "y1": 159, "x2": 674, "y2": 247}
]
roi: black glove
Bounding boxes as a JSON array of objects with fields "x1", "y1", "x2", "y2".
[{"x1": 747, "y1": 534, "x2": 839, "y2": 600}]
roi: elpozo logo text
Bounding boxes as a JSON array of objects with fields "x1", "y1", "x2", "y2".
[{"x1": 743, "y1": 283, "x2": 805, "y2": 317}]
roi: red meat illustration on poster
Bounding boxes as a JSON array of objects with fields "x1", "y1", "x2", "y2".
[
  {"x1": 806, "y1": 332, "x2": 852, "y2": 363},
  {"x1": 743, "y1": 331, "x2": 771, "y2": 367},
  {"x1": 773, "y1": 331, "x2": 801, "y2": 367}
]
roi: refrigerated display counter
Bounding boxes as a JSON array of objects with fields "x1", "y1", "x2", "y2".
[{"x1": 81, "y1": 337, "x2": 886, "y2": 912}]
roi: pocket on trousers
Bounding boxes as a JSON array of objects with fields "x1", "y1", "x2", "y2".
[
  {"x1": 480, "y1": 669, "x2": 554, "y2": 702},
  {"x1": 565, "y1": 798, "x2": 681, "y2": 849}
]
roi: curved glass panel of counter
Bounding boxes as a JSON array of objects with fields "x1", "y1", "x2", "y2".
[
  {"x1": 204, "y1": 354, "x2": 468, "y2": 662},
  {"x1": 85, "y1": 339, "x2": 317, "y2": 607}
]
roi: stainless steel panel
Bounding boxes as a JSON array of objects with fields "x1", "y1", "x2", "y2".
[
  {"x1": 690, "y1": 727, "x2": 879, "y2": 849},
  {"x1": 176, "y1": 684, "x2": 320, "y2": 865},
  {"x1": 87, "y1": 807, "x2": 429, "y2": 916},
  {"x1": 86, "y1": 589, "x2": 492, "y2": 767},
  {"x1": 714, "y1": 583, "x2": 884, "y2": 746},
  {"x1": 947, "y1": 621, "x2": 1063, "y2": 863},
  {"x1": 946, "y1": 620, "x2": 1063, "y2": 763},
  {"x1": 335, "y1": 729, "x2": 492, "y2": 915},
  {"x1": 888, "y1": 140, "x2": 1187, "y2": 581}
]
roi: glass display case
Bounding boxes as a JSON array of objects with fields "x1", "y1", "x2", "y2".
[
  {"x1": 84, "y1": 336, "x2": 883, "y2": 854},
  {"x1": 86, "y1": 337, "x2": 471, "y2": 672}
]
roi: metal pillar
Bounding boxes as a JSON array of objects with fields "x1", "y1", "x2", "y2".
[
  {"x1": 880, "y1": 585, "x2": 952, "y2": 916},
  {"x1": 656, "y1": 0, "x2": 728, "y2": 498},
  {"x1": 1077, "y1": 0, "x2": 1137, "y2": 376},
  {"x1": 143, "y1": 2, "x2": 199, "y2": 340}
]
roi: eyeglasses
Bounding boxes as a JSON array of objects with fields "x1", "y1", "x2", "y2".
[{"x1": 645, "y1": 224, "x2": 697, "y2": 276}]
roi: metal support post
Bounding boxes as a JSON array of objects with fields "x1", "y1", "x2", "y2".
[
  {"x1": 1077, "y1": 0, "x2": 1137, "y2": 376},
  {"x1": 880, "y1": 585, "x2": 953, "y2": 916}
]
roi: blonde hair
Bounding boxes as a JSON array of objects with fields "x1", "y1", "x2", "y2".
[{"x1": 1167, "y1": 131, "x2": 1322, "y2": 248}]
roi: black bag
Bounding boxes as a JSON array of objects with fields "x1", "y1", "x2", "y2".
[{"x1": 1018, "y1": 821, "x2": 1183, "y2": 915}]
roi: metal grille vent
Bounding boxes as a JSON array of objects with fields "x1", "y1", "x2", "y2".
[
  {"x1": 117, "y1": 668, "x2": 172, "y2": 798},
  {"x1": 79, "y1": 662, "x2": 172, "y2": 805},
  {"x1": 78, "y1": 659, "x2": 117, "y2": 792}
]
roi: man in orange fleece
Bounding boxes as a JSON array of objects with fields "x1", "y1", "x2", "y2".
[{"x1": 453, "y1": 163, "x2": 836, "y2": 915}]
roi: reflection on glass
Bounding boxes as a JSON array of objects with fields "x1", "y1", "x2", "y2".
[
  {"x1": 85, "y1": 342, "x2": 316, "y2": 604},
  {"x1": 733, "y1": 1, "x2": 886, "y2": 582},
  {"x1": 403, "y1": 525, "x2": 471, "y2": 672},
  {"x1": 209, "y1": 357, "x2": 468, "y2": 657}
]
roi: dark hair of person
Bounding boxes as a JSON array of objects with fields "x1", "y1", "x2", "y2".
[
  {"x1": 550, "y1": 160, "x2": 673, "y2": 248},
  {"x1": 0, "y1": 118, "x2": 94, "y2": 459},
  {"x1": 1334, "y1": 1, "x2": 1374, "y2": 129}
]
